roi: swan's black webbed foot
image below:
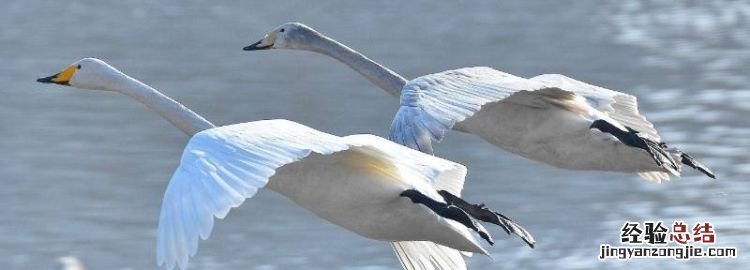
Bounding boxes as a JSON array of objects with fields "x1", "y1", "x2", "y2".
[
  {"x1": 680, "y1": 152, "x2": 716, "y2": 179},
  {"x1": 438, "y1": 190, "x2": 536, "y2": 248},
  {"x1": 400, "y1": 189, "x2": 494, "y2": 245}
]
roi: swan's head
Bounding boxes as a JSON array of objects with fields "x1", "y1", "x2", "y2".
[
  {"x1": 37, "y1": 58, "x2": 125, "y2": 91},
  {"x1": 243, "y1": 22, "x2": 320, "y2": 51}
]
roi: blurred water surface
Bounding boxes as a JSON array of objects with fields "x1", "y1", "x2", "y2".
[{"x1": 0, "y1": 0, "x2": 748, "y2": 269}]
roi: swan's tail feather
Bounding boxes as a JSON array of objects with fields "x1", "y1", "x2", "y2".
[{"x1": 390, "y1": 241, "x2": 467, "y2": 270}]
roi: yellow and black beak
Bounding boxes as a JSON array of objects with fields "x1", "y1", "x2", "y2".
[
  {"x1": 243, "y1": 33, "x2": 275, "y2": 51},
  {"x1": 37, "y1": 65, "x2": 76, "y2": 85}
]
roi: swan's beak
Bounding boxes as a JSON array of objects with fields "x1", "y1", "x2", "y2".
[
  {"x1": 37, "y1": 65, "x2": 76, "y2": 85},
  {"x1": 243, "y1": 33, "x2": 275, "y2": 51}
]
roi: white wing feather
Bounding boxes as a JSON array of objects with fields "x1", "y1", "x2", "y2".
[
  {"x1": 343, "y1": 134, "x2": 466, "y2": 195},
  {"x1": 342, "y1": 136, "x2": 469, "y2": 270},
  {"x1": 157, "y1": 120, "x2": 350, "y2": 270},
  {"x1": 156, "y1": 120, "x2": 472, "y2": 270},
  {"x1": 387, "y1": 67, "x2": 671, "y2": 182},
  {"x1": 530, "y1": 74, "x2": 670, "y2": 181},
  {"x1": 530, "y1": 74, "x2": 661, "y2": 141},
  {"x1": 390, "y1": 242, "x2": 468, "y2": 270},
  {"x1": 388, "y1": 67, "x2": 556, "y2": 153}
]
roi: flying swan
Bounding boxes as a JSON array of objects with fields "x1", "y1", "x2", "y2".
[
  {"x1": 243, "y1": 22, "x2": 715, "y2": 182},
  {"x1": 36, "y1": 58, "x2": 535, "y2": 270}
]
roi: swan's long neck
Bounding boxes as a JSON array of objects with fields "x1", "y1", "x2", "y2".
[
  {"x1": 115, "y1": 74, "x2": 215, "y2": 136},
  {"x1": 307, "y1": 34, "x2": 407, "y2": 97}
]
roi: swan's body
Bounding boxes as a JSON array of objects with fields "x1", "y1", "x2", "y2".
[
  {"x1": 160, "y1": 120, "x2": 489, "y2": 269},
  {"x1": 37, "y1": 58, "x2": 534, "y2": 270},
  {"x1": 244, "y1": 22, "x2": 714, "y2": 182},
  {"x1": 391, "y1": 67, "x2": 713, "y2": 181}
]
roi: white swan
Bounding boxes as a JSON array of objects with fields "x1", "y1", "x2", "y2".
[
  {"x1": 36, "y1": 58, "x2": 535, "y2": 270},
  {"x1": 242, "y1": 22, "x2": 715, "y2": 182}
]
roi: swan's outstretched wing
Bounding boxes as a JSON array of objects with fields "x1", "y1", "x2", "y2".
[
  {"x1": 530, "y1": 74, "x2": 670, "y2": 181},
  {"x1": 156, "y1": 120, "x2": 351, "y2": 270},
  {"x1": 388, "y1": 67, "x2": 562, "y2": 154},
  {"x1": 157, "y1": 120, "x2": 471, "y2": 270}
]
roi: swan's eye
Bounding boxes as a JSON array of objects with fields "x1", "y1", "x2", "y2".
[
  {"x1": 279, "y1": 28, "x2": 285, "y2": 33},
  {"x1": 77, "y1": 64, "x2": 82, "y2": 70}
]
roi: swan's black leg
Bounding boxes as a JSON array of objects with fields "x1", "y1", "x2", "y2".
[
  {"x1": 438, "y1": 190, "x2": 536, "y2": 248},
  {"x1": 590, "y1": 119, "x2": 678, "y2": 169},
  {"x1": 591, "y1": 120, "x2": 717, "y2": 178},
  {"x1": 400, "y1": 189, "x2": 494, "y2": 245}
]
